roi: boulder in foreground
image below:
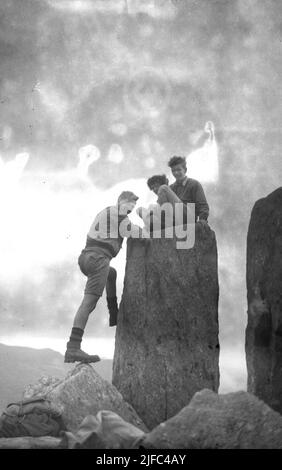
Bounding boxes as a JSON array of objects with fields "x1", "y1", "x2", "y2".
[
  {"x1": 141, "y1": 389, "x2": 282, "y2": 449},
  {"x1": 23, "y1": 364, "x2": 147, "y2": 433}
]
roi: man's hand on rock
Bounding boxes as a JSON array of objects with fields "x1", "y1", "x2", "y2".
[{"x1": 197, "y1": 219, "x2": 211, "y2": 235}]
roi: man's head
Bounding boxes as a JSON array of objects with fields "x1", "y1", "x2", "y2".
[
  {"x1": 168, "y1": 155, "x2": 187, "y2": 183},
  {"x1": 147, "y1": 174, "x2": 169, "y2": 195},
  {"x1": 117, "y1": 191, "x2": 139, "y2": 214}
]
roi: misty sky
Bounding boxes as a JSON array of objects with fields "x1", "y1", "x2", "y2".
[{"x1": 0, "y1": 0, "x2": 282, "y2": 392}]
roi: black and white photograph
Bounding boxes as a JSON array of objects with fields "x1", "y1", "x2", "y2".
[{"x1": 0, "y1": 0, "x2": 282, "y2": 453}]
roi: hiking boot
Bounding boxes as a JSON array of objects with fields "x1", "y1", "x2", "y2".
[{"x1": 64, "y1": 348, "x2": 101, "y2": 364}]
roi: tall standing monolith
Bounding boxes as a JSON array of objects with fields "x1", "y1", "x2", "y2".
[
  {"x1": 113, "y1": 223, "x2": 220, "y2": 429},
  {"x1": 246, "y1": 187, "x2": 282, "y2": 414}
]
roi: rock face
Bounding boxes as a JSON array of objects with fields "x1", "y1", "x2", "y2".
[
  {"x1": 141, "y1": 389, "x2": 282, "y2": 449},
  {"x1": 23, "y1": 364, "x2": 147, "y2": 433},
  {"x1": 113, "y1": 223, "x2": 220, "y2": 429},
  {"x1": 245, "y1": 188, "x2": 282, "y2": 413}
]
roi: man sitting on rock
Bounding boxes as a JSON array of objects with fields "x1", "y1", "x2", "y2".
[
  {"x1": 137, "y1": 174, "x2": 170, "y2": 230},
  {"x1": 168, "y1": 155, "x2": 209, "y2": 224},
  {"x1": 65, "y1": 191, "x2": 149, "y2": 364},
  {"x1": 137, "y1": 173, "x2": 195, "y2": 231}
]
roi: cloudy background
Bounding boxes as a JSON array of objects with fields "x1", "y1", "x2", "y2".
[{"x1": 0, "y1": 0, "x2": 281, "y2": 392}]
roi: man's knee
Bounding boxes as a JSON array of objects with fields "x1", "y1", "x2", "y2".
[
  {"x1": 158, "y1": 184, "x2": 169, "y2": 194},
  {"x1": 82, "y1": 293, "x2": 100, "y2": 310},
  {"x1": 157, "y1": 185, "x2": 170, "y2": 205}
]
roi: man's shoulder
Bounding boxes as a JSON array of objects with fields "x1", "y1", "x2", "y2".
[
  {"x1": 186, "y1": 177, "x2": 202, "y2": 187},
  {"x1": 96, "y1": 205, "x2": 116, "y2": 215},
  {"x1": 92, "y1": 206, "x2": 117, "y2": 223},
  {"x1": 170, "y1": 178, "x2": 200, "y2": 188}
]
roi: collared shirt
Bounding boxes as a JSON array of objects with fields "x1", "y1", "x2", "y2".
[{"x1": 170, "y1": 177, "x2": 209, "y2": 221}]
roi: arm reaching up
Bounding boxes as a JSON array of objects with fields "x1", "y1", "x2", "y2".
[{"x1": 119, "y1": 215, "x2": 150, "y2": 239}]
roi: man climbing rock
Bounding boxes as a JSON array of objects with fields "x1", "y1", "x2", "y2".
[{"x1": 65, "y1": 191, "x2": 148, "y2": 364}]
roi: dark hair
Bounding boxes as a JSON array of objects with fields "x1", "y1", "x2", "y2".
[
  {"x1": 147, "y1": 174, "x2": 169, "y2": 189},
  {"x1": 168, "y1": 155, "x2": 187, "y2": 170}
]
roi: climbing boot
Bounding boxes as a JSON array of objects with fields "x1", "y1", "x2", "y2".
[
  {"x1": 64, "y1": 348, "x2": 101, "y2": 363},
  {"x1": 107, "y1": 296, "x2": 119, "y2": 327}
]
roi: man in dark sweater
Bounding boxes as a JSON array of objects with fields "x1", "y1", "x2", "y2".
[
  {"x1": 65, "y1": 191, "x2": 148, "y2": 364},
  {"x1": 168, "y1": 155, "x2": 209, "y2": 223}
]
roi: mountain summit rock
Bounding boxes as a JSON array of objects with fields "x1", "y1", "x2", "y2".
[{"x1": 113, "y1": 223, "x2": 220, "y2": 429}]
